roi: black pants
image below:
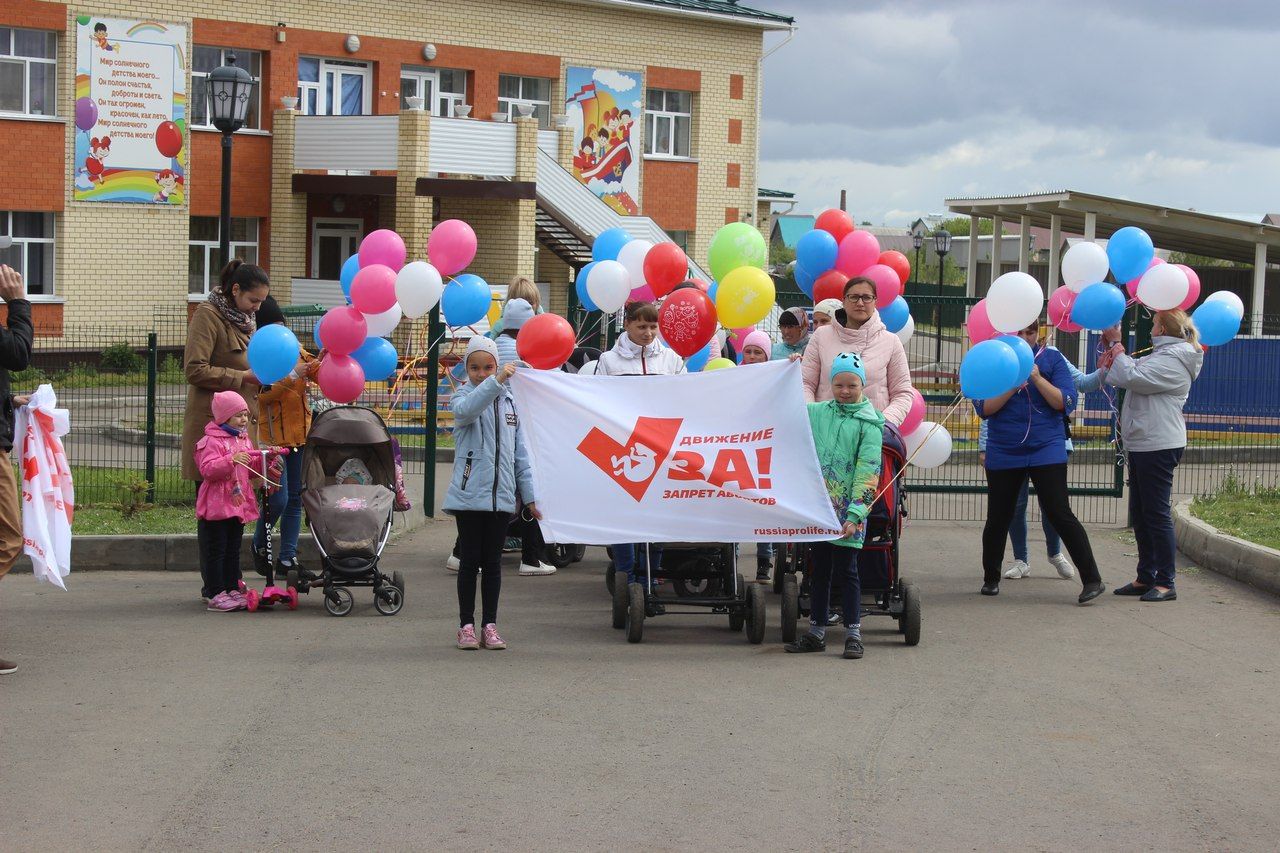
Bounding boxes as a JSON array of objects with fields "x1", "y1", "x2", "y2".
[
  {"x1": 198, "y1": 516, "x2": 245, "y2": 598},
  {"x1": 808, "y1": 542, "x2": 860, "y2": 628},
  {"x1": 455, "y1": 510, "x2": 507, "y2": 627},
  {"x1": 519, "y1": 509, "x2": 545, "y2": 567},
  {"x1": 984, "y1": 464, "x2": 1101, "y2": 587},
  {"x1": 1128, "y1": 448, "x2": 1183, "y2": 589}
]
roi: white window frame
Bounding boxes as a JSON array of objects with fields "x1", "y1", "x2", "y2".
[
  {"x1": 191, "y1": 46, "x2": 262, "y2": 130},
  {"x1": 0, "y1": 211, "x2": 56, "y2": 299},
  {"x1": 298, "y1": 57, "x2": 372, "y2": 117},
  {"x1": 400, "y1": 66, "x2": 466, "y2": 117},
  {"x1": 497, "y1": 74, "x2": 552, "y2": 128},
  {"x1": 0, "y1": 27, "x2": 57, "y2": 118},
  {"x1": 311, "y1": 218, "x2": 363, "y2": 280},
  {"x1": 188, "y1": 217, "x2": 260, "y2": 299},
  {"x1": 644, "y1": 89, "x2": 693, "y2": 159}
]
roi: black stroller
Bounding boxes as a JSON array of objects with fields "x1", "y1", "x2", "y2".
[
  {"x1": 289, "y1": 406, "x2": 405, "y2": 616},
  {"x1": 775, "y1": 423, "x2": 921, "y2": 645}
]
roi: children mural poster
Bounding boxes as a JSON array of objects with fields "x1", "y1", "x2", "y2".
[
  {"x1": 565, "y1": 67, "x2": 641, "y2": 216},
  {"x1": 73, "y1": 15, "x2": 187, "y2": 204}
]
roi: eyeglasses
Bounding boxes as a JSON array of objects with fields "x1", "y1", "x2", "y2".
[{"x1": 844, "y1": 294, "x2": 875, "y2": 304}]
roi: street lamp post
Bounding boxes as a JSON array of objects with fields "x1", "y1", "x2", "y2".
[
  {"x1": 207, "y1": 53, "x2": 257, "y2": 271},
  {"x1": 911, "y1": 230, "x2": 924, "y2": 290},
  {"x1": 933, "y1": 228, "x2": 952, "y2": 368}
]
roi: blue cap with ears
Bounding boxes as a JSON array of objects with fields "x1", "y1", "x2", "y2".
[{"x1": 830, "y1": 351, "x2": 866, "y2": 384}]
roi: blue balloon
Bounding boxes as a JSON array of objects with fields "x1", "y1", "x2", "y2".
[
  {"x1": 592, "y1": 227, "x2": 632, "y2": 263},
  {"x1": 685, "y1": 339, "x2": 715, "y2": 372},
  {"x1": 442, "y1": 273, "x2": 491, "y2": 327},
  {"x1": 880, "y1": 296, "x2": 910, "y2": 333},
  {"x1": 313, "y1": 319, "x2": 326, "y2": 351},
  {"x1": 796, "y1": 230, "x2": 838, "y2": 277},
  {"x1": 1071, "y1": 282, "x2": 1126, "y2": 330},
  {"x1": 352, "y1": 336, "x2": 399, "y2": 381},
  {"x1": 961, "y1": 339, "x2": 1021, "y2": 399},
  {"x1": 340, "y1": 254, "x2": 361, "y2": 301},
  {"x1": 1192, "y1": 301, "x2": 1241, "y2": 347},
  {"x1": 575, "y1": 261, "x2": 600, "y2": 312},
  {"x1": 247, "y1": 324, "x2": 301, "y2": 385},
  {"x1": 707, "y1": 280, "x2": 719, "y2": 303},
  {"x1": 995, "y1": 334, "x2": 1034, "y2": 385},
  {"x1": 794, "y1": 263, "x2": 816, "y2": 298},
  {"x1": 1106, "y1": 226, "x2": 1154, "y2": 283}
]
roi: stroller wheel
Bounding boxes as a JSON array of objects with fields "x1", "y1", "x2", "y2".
[
  {"x1": 780, "y1": 574, "x2": 799, "y2": 643},
  {"x1": 605, "y1": 563, "x2": 616, "y2": 596},
  {"x1": 902, "y1": 583, "x2": 922, "y2": 647},
  {"x1": 324, "y1": 586, "x2": 354, "y2": 617},
  {"x1": 729, "y1": 573, "x2": 747, "y2": 632},
  {"x1": 611, "y1": 572, "x2": 628, "y2": 630},
  {"x1": 572, "y1": 544, "x2": 586, "y2": 564},
  {"x1": 625, "y1": 583, "x2": 645, "y2": 643},
  {"x1": 392, "y1": 571, "x2": 405, "y2": 594},
  {"x1": 745, "y1": 584, "x2": 766, "y2": 645},
  {"x1": 286, "y1": 569, "x2": 304, "y2": 595},
  {"x1": 374, "y1": 584, "x2": 404, "y2": 616},
  {"x1": 771, "y1": 544, "x2": 792, "y2": 595}
]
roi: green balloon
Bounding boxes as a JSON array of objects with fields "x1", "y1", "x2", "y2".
[
  {"x1": 708, "y1": 222, "x2": 767, "y2": 281},
  {"x1": 176, "y1": 119, "x2": 186, "y2": 135},
  {"x1": 76, "y1": 14, "x2": 91, "y2": 25}
]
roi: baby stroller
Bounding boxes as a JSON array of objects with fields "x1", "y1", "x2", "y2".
[
  {"x1": 775, "y1": 423, "x2": 920, "y2": 646},
  {"x1": 290, "y1": 406, "x2": 405, "y2": 616}
]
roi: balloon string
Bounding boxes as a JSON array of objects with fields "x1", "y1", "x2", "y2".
[
  {"x1": 575, "y1": 315, "x2": 603, "y2": 346},
  {"x1": 870, "y1": 392, "x2": 966, "y2": 506}
]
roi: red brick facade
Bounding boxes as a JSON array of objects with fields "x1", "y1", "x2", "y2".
[{"x1": 642, "y1": 160, "x2": 699, "y2": 232}]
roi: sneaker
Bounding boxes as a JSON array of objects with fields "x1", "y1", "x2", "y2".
[
  {"x1": 226, "y1": 589, "x2": 249, "y2": 611},
  {"x1": 784, "y1": 633, "x2": 826, "y2": 654},
  {"x1": 502, "y1": 537, "x2": 522, "y2": 553},
  {"x1": 843, "y1": 636, "x2": 865, "y2": 660},
  {"x1": 446, "y1": 555, "x2": 461, "y2": 573},
  {"x1": 756, "y1": 560, "x2": 772, "y2": 583},
  {"x1": 519, "y1": 562, "x2": 556, "y2": 576},
  {"x1": 456, "y1": 625, "x2": 479, "y2": 650},
  {"x1": 0, "y1": 658, "x2": 17, "y2": 675},
  {"x1": 1049, "y1": 553, "x2": 1076, "y2": 580},
  {"x1": 480, "y1": 623, "x2": 507, "y2": 650},
  {"x1": 1002, "y1": 560, "x2": 1031, "y2": 579},
  {"x1": 206, "y1": 592, "x2": 239, "y2": 612}
]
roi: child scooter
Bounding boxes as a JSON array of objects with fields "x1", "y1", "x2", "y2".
[{"x1": 242, "y1": 447, "x2": 299, "y2": 612}]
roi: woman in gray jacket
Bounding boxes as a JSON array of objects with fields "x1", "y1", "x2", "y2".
[{"x1": 1099, "y1": 309, "x2": 1203, "y2": 602}]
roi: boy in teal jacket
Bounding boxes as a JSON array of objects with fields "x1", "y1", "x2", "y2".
[{"x1": 786, "y1": 352, "x2": 885, "y2": 660}]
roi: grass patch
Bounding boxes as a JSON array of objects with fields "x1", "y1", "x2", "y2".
[
  {"x1": 13, "y1": 355, "x2": 185, "y2": 391},
  {"x1": 64, "y1": 467, "x2": 195, "y2": 506},
  {"x1": 1192, "y1": 474, "x2": 1280, "y2": 551},
  {"x1": 74, "y1": 504, "x2": 195, "y2": 535}
]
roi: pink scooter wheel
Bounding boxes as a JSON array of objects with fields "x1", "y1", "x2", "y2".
[
  {"x1": 245, "y1": 587, "x2": 260, "y2": 613},
  {"x1": 287, "y1": 587, "x2": 299, "y2": 611}
]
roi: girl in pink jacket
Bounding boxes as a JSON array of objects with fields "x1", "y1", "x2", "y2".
[
  {"x1": 196, "y1": 390, "x2": 261, "y2": 611},
  {"x1": 801, "y1": 276, "x2": 915, "y2": 427}
]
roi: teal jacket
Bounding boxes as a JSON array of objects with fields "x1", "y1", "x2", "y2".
[{"x1": 807, "y1": 397, "x2": 885, "y2": 548}]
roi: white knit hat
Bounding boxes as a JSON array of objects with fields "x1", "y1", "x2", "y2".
[
  {"x1": 465, "y1": 335, "x2": 499, "y2": 366},
  {"x1": 813, "y1": 298, "x2": 842, "y2": 319}
]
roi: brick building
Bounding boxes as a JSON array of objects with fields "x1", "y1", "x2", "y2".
[{"x1": 1, "y1": 0, "x2": 794, "y2": 334}]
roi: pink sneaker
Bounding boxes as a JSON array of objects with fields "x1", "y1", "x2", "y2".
[
  {"x1": 226, "y1": 589, "x2": 249, "y2": 611},
  {"x1": 206, "y1": 592, "x2": 238, "y2": 612},
  {"x1": 456, "y1": 625, "x2": 479, "y2": 650},
  {"x1": 480, "y1": 623, "x2": 507, "y2": 650}
]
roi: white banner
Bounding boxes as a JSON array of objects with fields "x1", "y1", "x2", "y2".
[{"x1": 511, "y1": 360, "x2": 841, "y2": 544}]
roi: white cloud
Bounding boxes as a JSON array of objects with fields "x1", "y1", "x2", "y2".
[{"x1": 593, "y1": 68, "x2": 638, "y2": 93}]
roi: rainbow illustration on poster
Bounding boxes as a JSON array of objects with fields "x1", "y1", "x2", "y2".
[
  {"x1": 73, "y1": 16, "x2": 188, "y2": 204},
  {"x1": 565, "y1": 66, "x2": 642, "y2": 216}
]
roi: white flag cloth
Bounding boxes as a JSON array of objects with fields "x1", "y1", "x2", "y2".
[
  {"x1": 510, "y1": 360, "x2": 840, "y2": 545},
  {"x1": 15, "y1": 383, "x2": 74, "y2": 589}
]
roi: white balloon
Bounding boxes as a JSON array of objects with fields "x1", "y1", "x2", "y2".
[
  {"x1": 1205, "y1": 290, "x2": 1245, "y2": 319},
  {"x1": 577, "y1": 359, "x2": 599, "y2": 375},
  {"x1": 986, "y1": 272, "x2": 1045, "y2": 333},
  {"x1": 1136, "y1": 264, "x2": 1190, "y2": 311},
  {"x1": 895, "y1": 314, "x2": 915, "y2": 347},
  {"x1": 395, "y1": 261, "x2": 443, "y2": 318},
  {"x1": 363, "y1": 302, "x2": 402, "y2": 337},
  {"x1": 905, "y1": 421, "x2": 952, "y2": 469},
  {"x1": 616, "y1": 238, "x2": 654, "y2": 290},
  {"x1": 1061, "y1": 242, "x2": 1109, "y2": 292},
  {"x1": 586, "y1": 259, "x2": 631, "y2": 313}
]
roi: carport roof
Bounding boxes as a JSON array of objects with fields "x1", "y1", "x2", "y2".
[{"x1": 946, "y1": 191, "x2": 1280, "y2": 265}]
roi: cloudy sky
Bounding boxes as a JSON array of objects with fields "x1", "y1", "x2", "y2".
[{"x1": 756, "y1": 0, "x2": 1280, "y2": 226}]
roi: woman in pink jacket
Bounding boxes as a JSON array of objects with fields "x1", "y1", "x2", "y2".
[{"x1": 801, "y1": 276, "x2": 915, "y2": 426}]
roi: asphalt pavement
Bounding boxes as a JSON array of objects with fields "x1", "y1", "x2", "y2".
[{"x1": 3, "y1": 518, "x2": 1279, "y2": 851}]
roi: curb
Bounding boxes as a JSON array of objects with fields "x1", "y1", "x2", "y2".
[{"x1": 1173, "y1": 499, "x2": 1280, "y2": 597}]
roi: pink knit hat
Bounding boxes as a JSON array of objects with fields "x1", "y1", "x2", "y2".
[
  {"x1": 212, "y1": 390, "x2": 249, "y2": 425},
  {"x1": 741, "y1": 329, "x2": 772, "y2": 358}
]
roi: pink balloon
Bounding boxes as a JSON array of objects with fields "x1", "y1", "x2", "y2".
[
  {"x1": 1125, "y1": 257, "x2": 1164, "y2": 301},
  {"x1": 358, "y1": 229, "x2": 406, "y2": 272},
  {"x1": 967, "y1": 299, "x2": 997, "y2": 345},
  {"x1": 427, "y1": 219, "x2": 477, "y2": 276},
  {"x1": 729, "y1": 326, "x2": 754, "y2": 346},
  {"x1": 901, "y1": 388, "x2": 926, "y2": 436},
  {"x1": 319, "y1": 306, "x2": 368, "y2": 357},
  {"x1": 1048, "y1": 286, "x2": 1082, "y2": 333},
  {"x1": 861, "y1": 263, "x2": 902, "y2": 309},
  {"x1": 350, "y1": 264, "x2": 398, "y2": 315},
  {"x1": 835, "y1": 230, "x2": 881, "y2": 277},
  {"x1": 628, "y1": 283, "x2": 656, "y2": 303},
  {"x1": 316, "y1": 354, "x2": 366, "y2": 404},
  {"x1": 1175, "y1": 264, "x2": 1201, "y2": 310}
]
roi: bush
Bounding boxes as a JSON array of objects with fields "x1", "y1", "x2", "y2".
[
  {"x1": 111, "y1": 475, "x2": 154, "y2": 519},
  {"x1": 101, "y1": 342, "x2": 145, "y2": 373}
]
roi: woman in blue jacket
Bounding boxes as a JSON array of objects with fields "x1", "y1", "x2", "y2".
[{"x1": 975, "y1": 321, "x2": 1106, "y2": 604}]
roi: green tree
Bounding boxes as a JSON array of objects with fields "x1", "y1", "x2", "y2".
[
  {"x1": 937, "y1": 216, "x2": 993, "y2": 237},
  {"x1": 1166, "y1": 252, "x2": 1239, "y2": 268}
]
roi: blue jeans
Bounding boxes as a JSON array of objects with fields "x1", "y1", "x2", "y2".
[
  {"x1": 612, "y1": 543, "x2": 662, "y2": 585},
  {"x1": 1009, "y1": 477, "x2": 1061, "y2": 562},
  {"x1": 1128, "y1": 448, "x2": 1183, "y2": 589},
  {"x1": 253, "y1": 447, "x2": 304, "y2": 562},
  {"x1": 808, "y1": 542, "x2": 860, "y2": 628}
]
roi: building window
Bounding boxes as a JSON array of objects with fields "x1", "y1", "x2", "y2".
[
  {"x1": 192, "y1": 47, "x2": 262, "y2": 129},
  {"x1": 189, "y1": 217, "x2": 260, "y2": 297},
  {"x1": 401, "y1": 66, "x2": 467, "y2": 117},
  {"x1": 0, "y1": 28, "x2": 57, "y2": 117},
  {"x1": 0, "y1": 212, "x2": 55, "y2": 297},
  {"x1": 644, "y1": 89, "x2": 692, "y2": 158},
  {"x1": 665, "y1": 230, "x2": 690, "y2": 253},
  {"x1": 298, "y1": 57, "x2": 372, "y2": 116},
  {"x1": 497, "y1": 74, "x2": 551, "y2": 128}
]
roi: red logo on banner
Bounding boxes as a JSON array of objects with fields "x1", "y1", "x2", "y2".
[{"x1": 577, "y1": 417, "x2": 683, "y2": 502}]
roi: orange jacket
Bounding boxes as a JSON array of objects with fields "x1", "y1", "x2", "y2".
[{"x1": 257, "y1": 353, "x2": 314, "y2": 448}]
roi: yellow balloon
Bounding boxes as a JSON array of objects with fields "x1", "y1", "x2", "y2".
[
  {"x1": 486, "y1": 292, "x2": 502, "y2": 327},
  {"x1": 715, "y1": 266, "x2": 775, "y2": 327},
  {"x1": 704, "y1": 357, "x2": 736, "y2": 372}
]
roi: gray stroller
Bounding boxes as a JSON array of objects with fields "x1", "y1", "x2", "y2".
[{"x1": 289, "y1": 406, "x2": 404, "y2": 616}]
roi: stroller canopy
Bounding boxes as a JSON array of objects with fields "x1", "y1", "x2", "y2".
[{"x1": 303, "y1": 406, "x2": 397, "y2": 491}]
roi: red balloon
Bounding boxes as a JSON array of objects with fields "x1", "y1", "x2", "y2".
[
  {"x1": 658, "y1": 288, "x2": 717, "y2": 358},
  {"x1": 155, "y1": 121, "x2": 183, "y2": 158},
  {"x1": 643, "y1": 242, "x2": 689, "y2": 299},
  {"x1": 815, "y1": 209, "x2": 855, "y2": 244},
  {"x1": 813, "y1": 269, "x2": 849, "y2": 303},
  {"x1": 684, "y1": 278, "x2": 710, "y2": 293},
  {"x1": 878, "y1": 250, "x2": 911, "y2": 287},
  {"x1": 516, "y1": 313, "x2": 576, "y2": 370}
]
